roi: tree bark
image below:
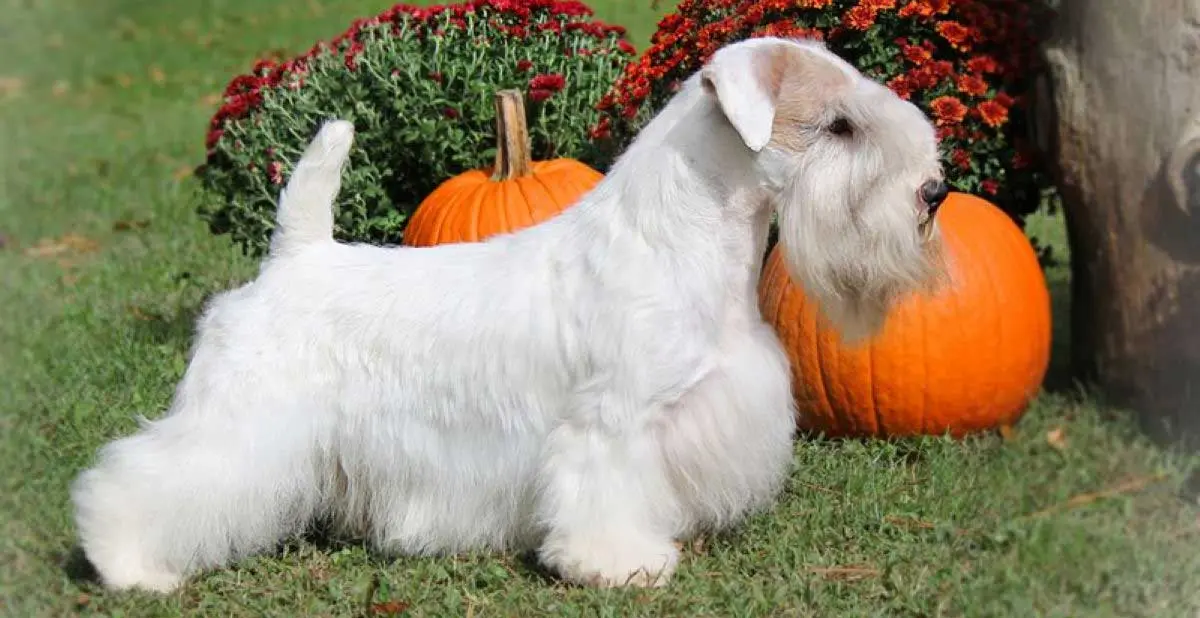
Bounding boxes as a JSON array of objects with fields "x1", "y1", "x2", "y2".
[{"x1": 1038, "y1": 0, "x2": 1200, "y2": 447}]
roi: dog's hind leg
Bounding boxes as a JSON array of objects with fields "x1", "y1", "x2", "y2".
[{"x1": 70, "y1": 393, "x2": 327, "y2": 592}]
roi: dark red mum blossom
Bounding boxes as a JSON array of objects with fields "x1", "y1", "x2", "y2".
[
  {"x1": 951, "y1": 148, "x2": 971, "y2": 170},
  {"x1": 529, "y1": 88, "x2": 555, "y2": 102},
  {"x1": 901, "y1": 41, "x2": 932, "y2": 65},
  {"x1": 344, "y1": 41, "x2": 365, "y2": 70},
  {"x1": 886, "y1": 75, "x2": 915, "y2": 100},
  {"x1": 529, "y1": 73, "x2": 566, "y2": 92},
  {"x1": 268, "y1": 161, "x2": 284, "y2": 185},
  {"x1": 205, "y1": 129, "x2": 223, "y2": 149},
  {"x1": 516, "y1": 59, "x2": 534, "y2": 72}
]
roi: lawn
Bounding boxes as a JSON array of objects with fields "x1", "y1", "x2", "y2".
[{"x1": 2, "y1": 0, "x2": 1199, "y2": 616}]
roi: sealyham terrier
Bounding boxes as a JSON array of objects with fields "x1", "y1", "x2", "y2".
[{"x1": 71, "y1": 36, "x2": 947, "y2": 592}]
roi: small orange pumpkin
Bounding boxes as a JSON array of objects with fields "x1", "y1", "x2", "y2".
[
  {"x1": 757, "y1": 192, "x2": 1051, "y2": 438},
  {"x1": 402, "y1": 89, "x2": 603, "y2": 247}
]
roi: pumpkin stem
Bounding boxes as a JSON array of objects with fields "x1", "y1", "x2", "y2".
[{"x1": 491, "y1": 89, "x2": 532, "y2": 181}]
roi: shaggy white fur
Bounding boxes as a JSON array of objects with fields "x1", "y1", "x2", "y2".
[{"x1": 71, "y1": 36, "x2": 946, "y2": 592}]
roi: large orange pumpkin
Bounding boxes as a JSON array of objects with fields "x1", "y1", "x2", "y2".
[
  {"x1": 758, "y1": 192, "x2": 1052, "y2": 438},
  {"x1": 402, "y1": 89, "x2": 603, "y2": 247}
]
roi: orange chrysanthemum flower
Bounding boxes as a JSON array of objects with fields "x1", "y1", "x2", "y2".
[
  {"x1": 956, "y1": 73, "x2": 988, "y2": 97},
  {"x1": 930, "y1": 95, "x2": 967, "y2": 126},
  {"x1": 861, "y1": 0, "x2": 896, "y2": 10},
  {"x1": 966, "y1": 54, "x2": 999, "y2": 74},
  {"x1": 935, "y1": 20, "x2": 972, "y2": 50},
  {"x1": 898, "y1": 0, "x2": 932, "y2": 18},
  {"x1": 887, "y1": 74, "x2": 914, "y2": 100},
  {"x1": 976, "y1": 99, "x2": 1009, "y2": 127},
  {"x1": 927, "y1": 0, "x2": 950, "y2": 14},
  {"x1": 901, "y1": 43, "x2": 932, "y2": 65},
  {"x1": 928, "y1": 60, "x2": 954, "y2": 79},
  {"x1": 843, "y1": 5, "x2": 877, "y2": 30}
]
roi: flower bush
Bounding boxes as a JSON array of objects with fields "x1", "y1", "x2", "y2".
[
  {"x1": 197, "y1": 0, "x2": 635, "y2": 256},
  {"x1": 593, "y1": 0, "x2": 1056, "y2": 225}
]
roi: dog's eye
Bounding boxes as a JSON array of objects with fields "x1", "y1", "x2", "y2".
[{"x1": 828, "y1": 117, "x2": 853, "y2": 137}]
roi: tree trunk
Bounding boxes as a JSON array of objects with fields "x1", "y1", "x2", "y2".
[{"x1": 1037, "y1": 0, "x2": 1200, "y2": 447}]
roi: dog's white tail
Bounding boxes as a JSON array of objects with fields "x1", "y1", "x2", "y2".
[{"x1": 270, "y1": 119, "x2": 355, "y2": 254}]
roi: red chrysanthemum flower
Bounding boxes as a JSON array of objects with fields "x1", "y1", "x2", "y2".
[
  {"x1": 936, "y1": 21, "x2": 972, "y2": 50},
  {"x1": 981, "y1": 179, "x2": 1000, "y2": 195},
  {"x1": 205, "y1": 129, "x2": 223, "y2": 149},
  {"x1": 930, "y1": 95, "x2": 967, "y2": 125},
  {"x1": 951, "y1": 148, "x2": 971, "y2": 170},
  {"x1": 898, "y1": 0, "x2": 932, "y2": 18},
  {"x1": 887, "y1": 74, "x2": 915, "y2": 100},
  {"x1": 529, "y1": 73, "x2": 566, "y2": 92},
  {"x1": 268, "y1": 161, "x2": 284, "y2": 185},
  {"x1": 589, "y1": 115, "x2": 612, "y2": 140},
  {"x1": 928, "y1": 60, "x2": 954, "y2": 79},
  {"x1": 907, "y1": 64, "x2": 943, "y2": 89},
  {"x1": 976, "y1": 99, "x2": 1009, "y2": 127},
  {"x1": 956, "y1": 73, "x2": 988, "y2": 97},
  {"x1": 516, "y1": 59, "x2": 534, "y2": 72},
  {"x1": 901, "y1": 43, "x2": 932, "y2": 65},
  {"x1": 966, "y1": 54, "x2": 999, "y2": 74},
  {"x1": 843, "y1": 5, "x2": 877, "y2": 30},
  {"x1": 862, "y1": 0, "x2": 896, "y2": 10}
]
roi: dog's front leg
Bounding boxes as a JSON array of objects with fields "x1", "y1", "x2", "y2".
[{"x1": 533, "y1": 395, "x2": 682, "y2": 588}]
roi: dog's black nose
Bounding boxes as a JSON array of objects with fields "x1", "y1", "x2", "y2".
[{"x1": 920, "y1": 179, "x2": 949, "y2": 212}]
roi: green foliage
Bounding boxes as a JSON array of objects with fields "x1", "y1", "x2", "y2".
[{"x1": 197, "y1": 0, "x2": 636, "y2": 256}]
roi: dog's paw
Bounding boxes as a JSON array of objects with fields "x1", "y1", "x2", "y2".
[
  {"x1": 79, "y1": 542, "x2": 185, "y2": 593},
  {"x1": 540, "y1": 533, "x2": 680, "y2": 588},
  {"x1": 94, "y1": 558, "x2": 184, "y2": 593}
]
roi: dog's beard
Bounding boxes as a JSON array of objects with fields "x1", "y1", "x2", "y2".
[{"x1": 774, "y1": 173, "x2": 944, "y2": 345}]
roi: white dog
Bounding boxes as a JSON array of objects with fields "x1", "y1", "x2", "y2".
[{"x1": 71, "y1": 36, "x2": 947, "y2": 592}]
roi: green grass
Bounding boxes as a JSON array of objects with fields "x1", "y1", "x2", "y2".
[{"x1": 2, "y1": 0, "x2": 1199, "y2": 615}]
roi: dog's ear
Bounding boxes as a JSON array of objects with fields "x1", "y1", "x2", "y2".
[{"x1": 701, "y1": 43, "x2": 784, "y2": 153}]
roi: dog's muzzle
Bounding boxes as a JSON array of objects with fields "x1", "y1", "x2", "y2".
[{"x1": 917, "y1": 179, "x2": 948, "y2": 241}]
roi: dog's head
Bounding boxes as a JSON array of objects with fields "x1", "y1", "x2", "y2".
[{"x1": 701, "y1": 36, "x2": 947, "y2": 343}]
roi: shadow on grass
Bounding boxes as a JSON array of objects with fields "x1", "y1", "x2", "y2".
[
  {"x1": 61, "y1": 517, "x2": 566, "y2": 590},
  {"x1": 125, "y1": 299, "x2": 206, "y2": 348},
  {"x1": 62, "y1": 546, "x2": 101, "y2": 588},
  {"x1": 1042, "y1": 273, "x2": 1076, "y2": 394}
]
